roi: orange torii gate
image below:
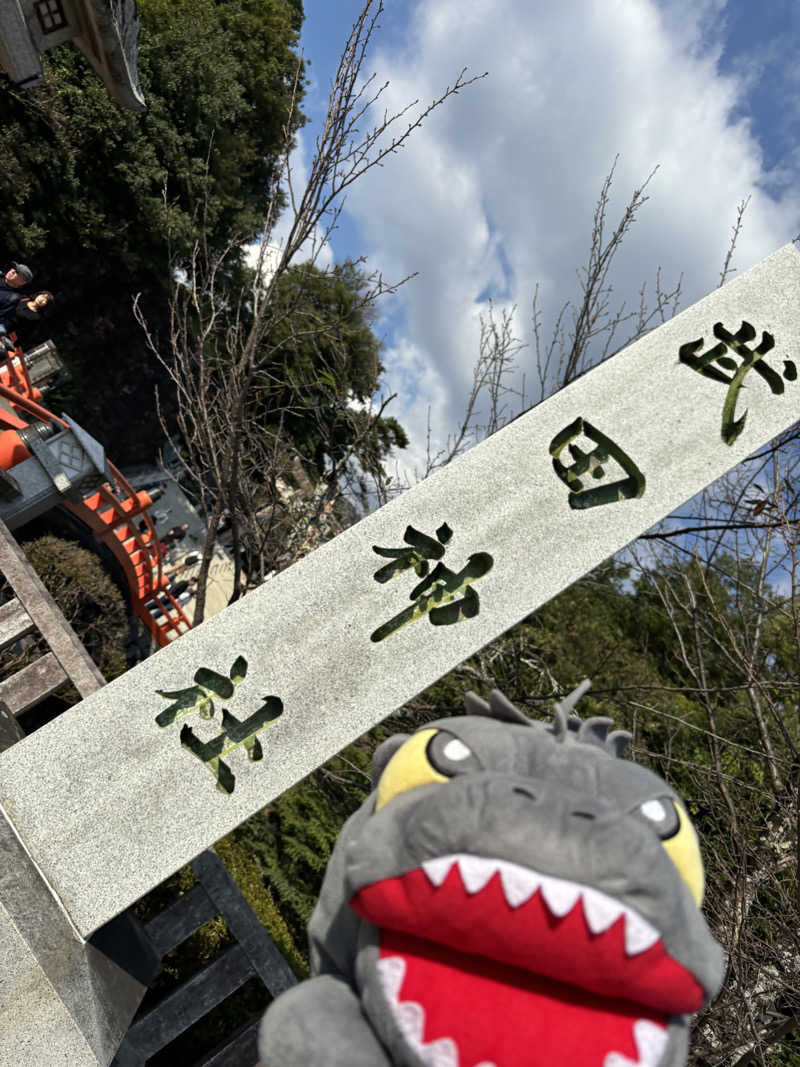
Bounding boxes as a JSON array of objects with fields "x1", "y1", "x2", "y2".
[{"x1": 0, "y1": 333, "x2": 191, "y2": 646}]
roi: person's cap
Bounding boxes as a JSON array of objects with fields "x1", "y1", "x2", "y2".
[{"x1": 11, "y1": 263, "x2": 33, "y2": 282}]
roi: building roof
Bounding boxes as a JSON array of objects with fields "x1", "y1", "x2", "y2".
[
  {"x1": 74, "y1": 0, "x2": 145, "y2": 112},
  {"x1": 0, "y1": 0, "x2": 145, "y2": 112}
]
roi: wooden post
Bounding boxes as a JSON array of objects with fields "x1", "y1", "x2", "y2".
[{"x1": 0, "y1": 516, "x2": 105, "y2": 701}]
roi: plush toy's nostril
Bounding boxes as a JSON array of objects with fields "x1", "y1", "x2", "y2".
[{"x1": 571, "y1": 809, "x2": 596, "y2": 820}]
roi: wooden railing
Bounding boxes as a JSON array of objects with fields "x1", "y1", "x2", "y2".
[{"x1": 0, "y1": 515, "x2": 105, "y2": 749}]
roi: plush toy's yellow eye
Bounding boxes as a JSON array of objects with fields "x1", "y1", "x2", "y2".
[
  {"x1": 662, "y1": 801, "x2": 705, "y2": 907},
  {"x1": 637, "y1": 797, "x2": 705, "y2": 907},
  {"x1": 376, "y1": 729, "x2": 448, "y2": 811}
]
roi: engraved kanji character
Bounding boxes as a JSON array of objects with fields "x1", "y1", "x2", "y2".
[
  {"x1": 180, "y1": 697, "x2": 283, "y2": 795},
  {"x1": 371, "y1": 524, "x2": 493, "y2": 642},
  {"x1": 679, "y1": 320, "x2": 797, "y2": 445},
  {"x1": 550, "y1": 417, "x2": 646, "y2": 509}
]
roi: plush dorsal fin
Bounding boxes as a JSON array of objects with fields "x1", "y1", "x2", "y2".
[
  {"x1": 488, "y1": 689, "x2": 531, "y2": 725},
  {"x1": 605, "y1": 729, "x2": 632, "y2": 757},
  {"x1": 463, "y1": 689, "x2": 530, "y2": 725},
  {"x1": 463, "y1": 691, "x2": 491, "y2": 717},
  {"x1": 576, "y1": 716, "x2": 614, "y2": 748}
]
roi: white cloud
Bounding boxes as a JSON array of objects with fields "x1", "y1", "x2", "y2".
[
  {"x1": 334, "y1": 0, "x2": 800, "y2": 493},
  {"x1": 244, "y1": 240, "x2": 281, "y2": 284},
  {"x1": 378, "y1": 336, "x2": 453, "y2": 483}
]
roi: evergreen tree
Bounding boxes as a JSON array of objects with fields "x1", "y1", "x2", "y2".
[
  {"x1": 253, "y1": 260, "x2": 409, "y2": 480},
  {"x1": 0, "y1": 0, "x2": 306, "y2": 464},
  {"x1": 0, "y1": 534, "x2": 128, "y2": 707}
]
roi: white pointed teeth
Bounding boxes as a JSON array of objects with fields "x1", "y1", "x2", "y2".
[
  {"x1": 378, "y1": 954, "x2": 459, "y2": 1066},
  {"x1": 419, "y1": 853, "x2": 661, "y2": 956},
  {"x1": 633, "y1": 1020, "x2": 669, "y2": 1065},
  {"x1": 583, "y1": 886, "x2": 625, "y2": 934},
  {"x1": 422, "y1": 856, "x2": 456, "y2": 887},
  {"x1": 458, "y1": 854, "x2": 499, "y2": 894},
  {"x1": 539, "y1": 875, "x2": 581, "y2": 918},
  {"x1": 623, "y1": 911, "x2": 661, "y2": 956},
  {"x1": 376, "y1": 955, "x2": 406, "y2": 1003},
  {"x1": 604, "y1": 1019, "x2": 668, "y2": 1067},
  {"x1": 419, "y1": 1036, "x2": 459, "y2": 1067},
  {"x1": 395, "y1": 1001, "x2": 425, "y2": 1044},
  {"x1": 581, "y1": 887, "x2": 660, "y2": 955},
  {"x1": 498, "y1": 861, "x2": 540, "y2": 908},
  {"x1": 423, "y1": 854, "x2": 540, "y2": 906}
]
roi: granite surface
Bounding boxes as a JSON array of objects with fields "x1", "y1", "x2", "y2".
[
  {"x1": 0, "y1": 242, "x2": 798, "y2": 939},
  {"x1": 0, "y1": 809, "x2": 147, "y2": 1064}
]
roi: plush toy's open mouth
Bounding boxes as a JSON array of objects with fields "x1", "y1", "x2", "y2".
[{"x1": 350, "y1": 854, "x2": 705, "y2": 1067}]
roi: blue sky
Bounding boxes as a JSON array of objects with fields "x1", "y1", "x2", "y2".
[{"x1": 271, "y1": 0, "x2": 800, "y2": 595}]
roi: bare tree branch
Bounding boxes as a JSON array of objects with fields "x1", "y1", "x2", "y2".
[{"x1": 135, "y1": 0, "x2": 485, "y2": 622}]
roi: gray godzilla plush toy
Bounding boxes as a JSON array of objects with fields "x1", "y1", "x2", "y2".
[{"x1": 258, "y1": 681, "x2": 726, "y2": 1067}]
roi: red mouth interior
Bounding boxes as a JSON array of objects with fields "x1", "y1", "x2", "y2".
[
  {"x1": 350, "y1": 863, "x2": 704, "y2": 1066},
  {"x1": 377, "y1": 927, "x2": 665, "y2": 1067}
]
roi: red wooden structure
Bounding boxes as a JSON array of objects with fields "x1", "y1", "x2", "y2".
[{"x1": 0, "y1": 334, "x2": 191, "y2": 646}]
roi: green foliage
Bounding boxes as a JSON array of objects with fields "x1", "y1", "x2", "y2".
[
  {"x1": 0, "y1": 0, "x2": 306, "y2": 464},
  {"x1": 254, "y1": 260, "x2": 409, "y2": 479},
  {"x1": 237, "y1": 745, "x2": 375, "y2": 964},
  {"x1": 19, "y1": 535, "x2": 128, "y2": 682},
  {"x1": 128, "y1": 838, "x2": 306, "y2": 1062},
  {"x1": 2, "y1": 0, "x2": 305, "y2": 261},
  {"x1": 214, "y1": 834, "x2": 308, "y2": 977}
]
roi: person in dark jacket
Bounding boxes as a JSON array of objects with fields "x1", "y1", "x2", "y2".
[
  {"x1": 162, "y1": 523, "x2": 189, "y2": 546},
  {"x1": 0, "y1": 287, "x2": 21, "y2": 329},
  {"x1": 0, "y1": 291, "x2": 53, "y2": 348},
  {"x1": 18, "y1": 291, "x2": 53, "y2": 316},
  {"x1": 166, "y1": 576, "x2": 197, "y2": 598},
  {"x1": 0, "y1": 264, "x2": 33, "y2": 291},
  {"x1": 0, "y1": 265, "x2": 33, "y2": 322}
]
